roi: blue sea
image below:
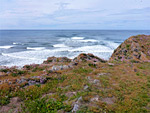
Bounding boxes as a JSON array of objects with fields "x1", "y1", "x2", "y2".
[{"x1": 0, "y1": 30, "x2": 150, "y2": 67}]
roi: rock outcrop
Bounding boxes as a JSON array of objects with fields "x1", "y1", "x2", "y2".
[
  {"x1": 73, "y1": 53, "x2": 106, "y2": 63},
  {"x1": 43, "y1": 57, "x2": 71, "y2": 64},
  {"x1": 110, "y1": 35, "x2": 150, "y2": 62}
]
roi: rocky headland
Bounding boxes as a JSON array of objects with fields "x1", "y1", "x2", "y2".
[
  {"x1": 110, "y1": 35, "x2": 150, "y2": 62},
  {"x1": 0, "y1": 35, "x2": 150, "y2": 113}
]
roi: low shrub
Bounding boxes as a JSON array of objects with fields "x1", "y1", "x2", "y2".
[{"x1": 22, "y1": 97, "x2": 71, "y2": 113}]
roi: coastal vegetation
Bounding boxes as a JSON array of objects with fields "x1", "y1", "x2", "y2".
[{"x1": 0, "y1": 35, "x2": 150, "y2": 113}]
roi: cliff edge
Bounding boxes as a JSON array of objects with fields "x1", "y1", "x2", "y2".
[{"x1": 110, "y1": 35, "x2": 150, "y2": 62}]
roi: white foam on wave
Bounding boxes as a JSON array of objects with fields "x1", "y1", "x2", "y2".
[
  {"x1": 78, "y1": 39, "x2": 98, "y2": 43},
  {"x1": 66, "y1": 45, "x2": 113, "y2": 60},
  {"x1": 13, "y1": 42, "x2": 18, "y2": 45},
  {"x1": 71, "y1": 37, "x2": 85, "y2": 40},
  {"x1": 0, "y1": 45, "x2": 14, "y2": 49},
  {"x1": 68, "y1": 45, "x2": 113, "y2": 53},
  {"x1": 0, "y1": 47, "x2": 71, "y2": 67},
  {"x1": 0, "y1": 54, "x2": 44, "y2": 67},
  {"x1": 53, "y1": 44, "x2": 68, "y2": 48},
  {"x1": 106, "y1": 41, "x2": 120, "y2": 49},
  {"x1": 2, "y1": 53, "x2": 41, "y2": 60},
  {"x1": 0, "y1": 41, "x2": 117, "y2": 67},
  {"x1": 58, "y1": 38, "x2": 69, "y2": 41},
  {"x1": 27, "y1": 47, "x2": 45, "y2": 50},
  {"x1": 13, "y1": 42, "x2": 24, "y2": 45}
]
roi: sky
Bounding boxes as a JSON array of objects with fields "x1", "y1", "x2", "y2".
[{"x1": 0, "y1": 0, "x2": 150, "y2": 30}]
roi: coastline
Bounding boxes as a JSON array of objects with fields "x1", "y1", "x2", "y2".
[
  {"x1": 1, "y1": 30, "x2": 150, "y2": 67},
  {"x1": 0, "y1": 35, "x2": 150, "y2": 113}
]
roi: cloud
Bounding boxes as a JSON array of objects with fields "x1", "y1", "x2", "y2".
[
  {"x1": 0, "y1": 0, "x2": 150, "y2": 29},
  {"x1": 111, "y1": 7, "x2": 150, "y2": 15}
]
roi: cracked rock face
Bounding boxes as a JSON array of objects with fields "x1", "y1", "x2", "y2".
[{"x1": 110, "y1": 35, "x2": 150, "y2": 62}]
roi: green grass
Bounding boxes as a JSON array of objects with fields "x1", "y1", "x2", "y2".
[
  {"x1": 126, "y1": 44, "x2": 130, "y2": 50},
  {"x1": 73, "y1": 67, "x2": 92, "y2": 74},
  {"x1": 0, "y1": 60, "x2": 150, "y2": 112},
  {"x1": 22, "y1": 97, "x2": 71, "y2": 113},
  {"x1": 0, "y1": 89, "x2": 11, "y2": 106}
]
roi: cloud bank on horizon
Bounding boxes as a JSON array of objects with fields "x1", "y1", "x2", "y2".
[{"x1": 0, "y1": 0, "x2": 150, "y2": 30}]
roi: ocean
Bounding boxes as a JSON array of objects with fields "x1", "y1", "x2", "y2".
[{"x1": 0, "y1": 30, "x2": 150, "y2": 67}]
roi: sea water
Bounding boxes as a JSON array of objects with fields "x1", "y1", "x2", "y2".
[{"x1": 0, "y1": 30, "x2": 150, "y2": 67}]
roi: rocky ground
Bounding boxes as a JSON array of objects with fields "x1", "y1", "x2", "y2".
[
  {"x1": 110, "y1": 35, "x2": 150, "y2": 62},
  {"x1": 0, "y1": 35, "x2": 150, "y2": 113}
]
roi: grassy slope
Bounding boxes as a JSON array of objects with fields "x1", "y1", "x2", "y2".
[
  {"x1": 0, "y1": 61, "x2": 150, "y2": 113},
  {"x1": 0, "y1": 35, "x2": 150, "y2": 113}
]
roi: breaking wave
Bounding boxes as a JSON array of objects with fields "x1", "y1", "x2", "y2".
[
  {"x1": 71, "y1": 37, "x2": 85, "y2": 40},
  {"x1": 27, "y1": 47, "x2": 46, "y2": 50},
  {"x1": 0, "y1": 45, "x2": 14, "y2": 49},
  {"x1": 53, "y1": 44, "x2": 68, "y2": 48}
]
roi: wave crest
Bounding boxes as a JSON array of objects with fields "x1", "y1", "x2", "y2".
[
  {"x1": 0, "y1": 45, "x2": 14, "y2": 49},
  {"x1": 27, "y1": 47, "x2": 45, "y2": 50},
  {"x1": 71, "y1": 37, "x2": 85, "y2": 40},
  {"x1": 53, "y1": 44, "x2": 68, "y2": 48}
]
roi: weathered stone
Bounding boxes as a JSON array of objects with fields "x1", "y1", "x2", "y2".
[
  {"x1": 84, "y1": 85, "x2": 89, "y2": 90},
  {"x1": 17, "y1": 78, "x2": 26, "y2": 84},
  {"x1": 98, "y1": 73, "x2": 108, "y2": 76},
  {"x1": 72, "y1": 103, "x2": 79, "y2": 112},
  {"x1": 66, "y1": 92, "x2": 77, "y2": 98},
  {"x1": 74, "y1": 53, "x2": 106, "y2": 63},
  {"x1": 101, "y1": 97, "x2": 115, "y2": 105},
  {"x1": 43, "y1": 57, "x2": 71, "y2": 64},
  {"x1": 28, "y1": 80, "x2": 38, "y2": 86},
  {"x1": 140, "y1": 52, "x2": 149, "y2": 61},
  {"x1": 10, "y1": 97, "x2": 21, "y2": 104},
  {"x1": 90, "y1": 95, "x2": 99, "y2": 102},
  {"x1": 87, "y1": 76, "x2": 91, "y2": 80},
  {"x1": 40, "y1": 78, "x2": 47, "y2": 84},
  {"x1": 110, "y1": 35, "x2": 150, "y2": 62},
  {"x1": 71, "y1": 96, "x2": 82, "y2": 112},
  {"x1": 108, "y1": 63, "x2": 114, "y2": 66},
  {"x1": 50, "y1": 65, "x2": 70, "y2": 71},
  {"x1": 93, "y1": 79, "x2": 100, "y2": 84}
]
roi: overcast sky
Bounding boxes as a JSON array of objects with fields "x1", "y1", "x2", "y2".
[{"x1": 0, "y1": 0, "x2": 150, "y2": 30}]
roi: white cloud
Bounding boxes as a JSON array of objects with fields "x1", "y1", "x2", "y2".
[{"x1": 0, "y1": 0, "x2": 150, "y2": 29}]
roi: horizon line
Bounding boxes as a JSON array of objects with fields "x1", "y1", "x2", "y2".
[{"x1": 0, "y1": 29, "x2": 150, "y2": 31}]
